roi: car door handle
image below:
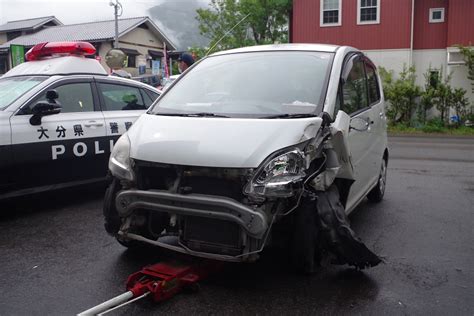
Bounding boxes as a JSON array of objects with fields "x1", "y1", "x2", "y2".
[{"x1": 84, "y1": 121, "x2": 104, "y2": 127}]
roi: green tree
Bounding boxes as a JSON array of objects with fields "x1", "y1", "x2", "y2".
[
  {"x1": 379, "y1": 66, "x2": 421, "y2": 126},
  {"x1": 196, "y1": 0, "x2": 292, "y2": 53},
  {"x1": 429, "y1": 69, "x2": 454, "y2": 125},
  {"x1": 451, "y1": 88, "x2": 469, "y2": 123},
  {"x1": 188, "y1": 46, "x2": 208, "y2": 61},
  {"x1": 418, "y1": 67, "x2": 439, "y2": 124}
]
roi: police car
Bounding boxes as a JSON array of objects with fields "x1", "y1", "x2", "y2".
[{"x1": 0, "y1": 42, "x2": 160, "y2": 199}]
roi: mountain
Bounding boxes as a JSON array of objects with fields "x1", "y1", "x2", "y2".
[{"x1": 147, "y1": 0, "x2": 211, "y2": 51}]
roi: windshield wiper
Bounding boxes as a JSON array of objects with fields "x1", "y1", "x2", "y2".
[
  {"x1": 260, "y1": 113, "x2": 317, "y2": 119},
  {"x1": 184, "y1": 112, "x2": 230, "y2": 118},
  {"x1": 155, "y1": 112, "x2": 229, "y2": 118}
]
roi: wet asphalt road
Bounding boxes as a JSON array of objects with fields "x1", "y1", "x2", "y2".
[{"x1": 0, "y1": 136, "x2": 473, "y2": 315}]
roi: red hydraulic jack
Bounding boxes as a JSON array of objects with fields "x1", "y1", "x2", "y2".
[{"x1": 78, "y1": 259, "x2": 221, "y2": 315}]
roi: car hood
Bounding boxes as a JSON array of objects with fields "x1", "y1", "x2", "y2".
[{"x1": 128, "y1": 114, "x2": 322, "y2": 168}]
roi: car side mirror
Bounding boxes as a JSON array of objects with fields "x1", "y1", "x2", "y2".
[
  {"x1": 29, "y1": 89, "x2": 61, "y2": 125},
  {"x1": 349, "y1": 117, "x2": 370, "y2": 132},
  {"x1": 46, "y1": 89, "x2": 59, "y2": 101},
  {"x1": 29, "y1": 100, "x2": 62, "y2": 126}
]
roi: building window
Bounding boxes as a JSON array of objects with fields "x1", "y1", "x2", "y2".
[
  {"x1": 429, "y1": 8, "x2": 445, "y2": 23},
  {"x1": 447, "y1": 49, "x2": 465, "y2": 65},
  {"x1": 127, "y1": 55, "x2": 136, "y2": 68},
  {"x1": 320, "y1": 0, "x2": 341, "y2": 27},
  {"x1": 357, "y1": 0, "x2": 380, "y2": 25}
]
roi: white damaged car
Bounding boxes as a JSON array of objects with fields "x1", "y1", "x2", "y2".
[{"x1": 104, "y1": 44, "x2": 388, "y2": 272}]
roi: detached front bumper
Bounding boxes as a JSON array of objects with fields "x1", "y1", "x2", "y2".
[{"x1": 115, "y1": 189, "x2": 270, "y2": 261}]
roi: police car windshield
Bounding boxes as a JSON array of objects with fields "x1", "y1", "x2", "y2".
[
  {"x1": 0, "y1": 76, "x2": 47, "y2": 110},
  {"x1": 150, "y1": 51, "x2": 333, "y2": 118}
]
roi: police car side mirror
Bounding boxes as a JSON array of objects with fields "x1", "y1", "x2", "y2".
[
  {"x1": 29, "y1": 101, "x2": 62, "y2": 126},
  {"x1": 46, "y1": 89, "x2": 59, "y2": 101}
]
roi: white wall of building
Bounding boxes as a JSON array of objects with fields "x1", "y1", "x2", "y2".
[
  {"x1": 363, "y1": 49, "x2": 411, "y2": 75},
  {"x1": 97, "y1": 25, "x2": 168, "y2": 77},
  {"x1": 412, "y1": 49, "x2": 447, "y2": 87},
  {"x1": 448, "y1": 63, "x2": 474, "y2": 103},
  {"x1": 119, "y1": 26, "x2": 165, "y2": 49},
  {"x1": 363, "y1": 48, "x2": 473, "y2": 118},
  {"x1": 0, "y1": 33, "x2": 7, "y2": 45}
]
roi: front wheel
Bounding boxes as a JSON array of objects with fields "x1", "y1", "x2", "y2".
[{"x1": 367, "y1": 157, "x2": 387, "y2": 203}]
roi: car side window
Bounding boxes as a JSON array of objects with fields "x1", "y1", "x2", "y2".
[
  {"x1": 141, "y1": 89, "x2": 157, "y2": 107},
  {"x1": 365, "y1": 62, "x2": 381, "y2": 105},
  {"x1": 38, "y1": 82, "x2": 94, "y2": 113},
  {"x1": 342, "y1": 59, "x2": 368, "y2": 115},
  {"x1": 98, "y1": 83, "x2": 147, "y2": 111},
  {"x1": 144, "y1": 89, "x2": 160, "y2": 101}
]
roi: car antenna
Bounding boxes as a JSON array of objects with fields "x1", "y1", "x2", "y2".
[{"x1": 205, "y1": 13, "x2": 251, "y2": 57}]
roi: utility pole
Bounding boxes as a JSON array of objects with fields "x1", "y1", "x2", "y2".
[{"x1": 109, "y1": 0, "x2": 122, "y2": 48}]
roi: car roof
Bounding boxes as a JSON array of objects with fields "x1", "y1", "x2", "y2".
[
  {"x1": 99, "y1": 75, "x2": 162, "y2": 92},
  {"x1": 2, "y1": 55, "x2": 108, "y2": 78},
  {"x1": 209, "y1": 43, "x2": 343, "y2": 57}
]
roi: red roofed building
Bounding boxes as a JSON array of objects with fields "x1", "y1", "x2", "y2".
[{"x1": 291, "y1": 0, "x2": 474, "y2": 102}]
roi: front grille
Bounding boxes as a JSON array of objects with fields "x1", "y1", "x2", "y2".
[
  {"x1": 181, "y1": 216, "x2": 242, "y2": 256},
  {"x1": 134, "y1": 160, "x2": 250, "y2": 201},
  {"x1": 135, "y1": 161, "x2": 177, "y2": 190}
]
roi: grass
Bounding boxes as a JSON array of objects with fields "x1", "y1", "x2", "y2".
[{"x1": 388, "y1": 123, "x2": 474, "y2": 136}]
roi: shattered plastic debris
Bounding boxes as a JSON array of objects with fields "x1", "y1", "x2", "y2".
[{"x1": 314, "y1": 186, "x2": 382, "y2": 269}]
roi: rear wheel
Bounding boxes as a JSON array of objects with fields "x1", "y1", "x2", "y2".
[{"x1": 367, "y1": 157, "x2": 387, "y2": 203}]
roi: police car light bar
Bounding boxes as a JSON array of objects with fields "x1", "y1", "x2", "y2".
[{"x1": 25, "y1": 42, "x2": 96, "y2": 61}]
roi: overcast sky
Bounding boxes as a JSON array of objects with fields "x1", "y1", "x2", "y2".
[
  {"x1": 0, "y1": 0, "x2": 209, "y2": 25},
  {"x1": 0, "y1": 0, "x2": 210, "y2": 49}
]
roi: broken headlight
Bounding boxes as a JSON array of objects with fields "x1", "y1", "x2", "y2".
[
  {"x1": 109, "y1": 133, "x2": 135, "y2": 181},
  {"x1": 245, "y1": 148, "x2": 306, "y2": 198}
]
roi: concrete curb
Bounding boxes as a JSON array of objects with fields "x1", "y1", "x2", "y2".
[{"x1": 388, "y1": 132, "x2": 474, "y2": 139}]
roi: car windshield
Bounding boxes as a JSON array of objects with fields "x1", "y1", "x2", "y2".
[
  {"x1": 150, "y1": 51, "x2": 333, "y2": 118},
  {"x1": 0, "y1": 76, "x2": 47, "y2": 110},
  {"x1": 161, "y1": 75, "x2": 179, "y2": 91}
]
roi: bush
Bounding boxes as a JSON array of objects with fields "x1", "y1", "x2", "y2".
[
  {"x1": 379, "y1": 66, "x2": 421, "y2": 126},
  {"x1": 421, "y1": 118, "x2": 445, "y2": 133}
]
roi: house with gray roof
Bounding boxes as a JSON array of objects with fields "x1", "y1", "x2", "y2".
[
  {"x1": 0, "y1": 16, "x2": 63, "y2": 43},
  {"x1": 0, "y1": 16, "x2": 176, "y2": 76}
]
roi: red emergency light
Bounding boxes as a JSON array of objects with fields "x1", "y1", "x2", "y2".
[{"x1": 25, "y1": 41, "x2": 96, "y2": 61}]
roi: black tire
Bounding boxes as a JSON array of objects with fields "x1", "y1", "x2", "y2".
[
  {"x1": 367, "y1": 157, "x2": 387, "y2": 203},
  {"x1": 103, "y1": 177, "x2": 122, "y2": 235},
  {"x1": 104, "y1": 177, "x2": 159, "y2": 250}
]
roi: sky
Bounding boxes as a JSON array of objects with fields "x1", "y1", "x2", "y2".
[
  {"x1": 0, "y1": 0, "x2": 154, "y2": 25},
  {"x1": 0, "y1": 0, "x2": 210, "y2": 48}
]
